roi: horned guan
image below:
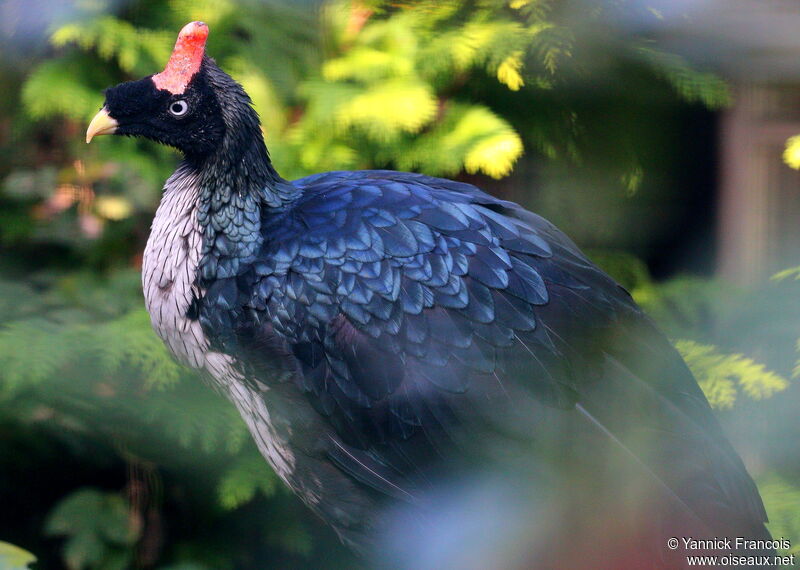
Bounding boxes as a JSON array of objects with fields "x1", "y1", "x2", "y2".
[{"x1": 86, "y1": 21, "x2": 775, "y2": 568}]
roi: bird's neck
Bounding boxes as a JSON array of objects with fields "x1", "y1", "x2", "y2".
[{"x1": 191, "y1": 114, "x2": 298, "y2": 286}]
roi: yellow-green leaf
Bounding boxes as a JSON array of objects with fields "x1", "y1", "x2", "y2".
[
  {"x1": 95, "y1": 196, "x2": 133, "y2": 221},
  {"x1": 784, "y1": 135, "x2": 800, "y2": 170},
  {"x1": 218, "y1": 454, "x2": 278, "y2": 509},
  {"x1": 169, "y1": 0, "x2": 234, "y2": 26},
  {"x1": 335, "y1": 80, "x2": 437, "y2": 139},
  {"x1": 675, "y1": 340, "x2": 789, "y2": 409},
  {"x1": 465, "y1": 133, "x2": 524, "y2": 178},
  {"x1": 770, "y1": 267, "x2": 800, "y2": 281},
  {"x1": 0, "y1": 542, "x2": 36, "y2": 570},
  {"x1": 497, "y1": 51, "x2": 525, "y2": 91}
]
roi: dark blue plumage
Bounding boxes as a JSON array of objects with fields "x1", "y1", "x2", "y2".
[
  {"x1": 195, "y1": 168, "x2": 772, "y2": 556},
  {"x1": 91, "y1": 22, "x2": 776, "y2": 567}
]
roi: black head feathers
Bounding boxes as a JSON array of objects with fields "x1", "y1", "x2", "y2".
[
  {"x1": 100, "y1": 64, "x2": 226, "y2": 158},
  {"x1": 87, "y1": 22, "x2": 262, "y2": 163}
]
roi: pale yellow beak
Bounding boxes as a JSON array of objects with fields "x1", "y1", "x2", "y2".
[{"x1": 86, "y1": 107, "x2": 119, "y2": 143}]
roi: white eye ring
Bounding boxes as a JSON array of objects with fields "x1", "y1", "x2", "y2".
[{"x1": 169, "y1": 100, "x2": 189, "y2": 117}]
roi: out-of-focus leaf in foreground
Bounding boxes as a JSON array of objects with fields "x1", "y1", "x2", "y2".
[{"x1": 0, "y1": 542, "x2": 36, "y2": 570}]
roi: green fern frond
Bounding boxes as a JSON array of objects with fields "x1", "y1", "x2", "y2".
[
  {"x1": 22, "y1": 56, "x2": 104, "y2": 120},
  {"x1": 528, "y1": 24, "x2": 573, "y2": 75},
  {"x1": 323, "y1": 47, "x2": 415, "y2": 82},
  {"x1": 0, "y1": 280, "x2": 44, "y2": 321},
  {"x1": 217, "y1": 453, "x2": 279, "y2": 509},
  {"x1": 0, "y1": 319, "x2": 79, "y2": 393},
  {"x1": 497, "y1": 50, "x2": 526, "y2": 90},
  {"x1": 51, "y1": 16, "x2": 173, "y2": 75},
  {"x1": 586, "y1": 249, "x2": 653, "y2": 292},
  {"x1": 44, "y1": 488, "x2": 138, "y2": 569},
  {"x1": 632, "y1": 276, "x2": 738, "y2": 338},
  {"x1": 795, "y1": 339, "x2": 800, "y2": 379},
  {"x1": 637, "y1": 47, "x2": 731, "y2": 109},
  {"x1": 284, "y1": 117, "x2": 359, "y2": 173},
  {"x1": 758, "y1": 474, "x2": 800, "y2": 554},
  {"x1": 419, "y1": 19, "x2": 528, "y2": 77},
  {"x1": 674, "y1": 340, "x2": 789, "y2": 409},
  {"x1": 335, "y1": 79, "x2": 438, "y2": 140},
  {"x1": 771, "y1": 267, "x2": 800, "y2": 281},
  {"x1": 92, "y1": 310, "x2": 182, "y2": 389},
  {"x1": 391, "y1": 103, "x2": 522, "y2": 178},
  {"x1": 168, "y1": 0, "x2": 235, "y2": 26},
  {"x1": 143, "y1": 385, "x2": 249, "y2": 454}
]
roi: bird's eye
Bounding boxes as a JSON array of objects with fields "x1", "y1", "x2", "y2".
[{"x1": 169, "y1": 100, "x2": 189, "y2": 117}]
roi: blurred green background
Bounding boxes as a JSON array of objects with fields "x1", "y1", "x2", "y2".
[{"x1": 0, "y1": 0, "x2": 799, "y2": 568}]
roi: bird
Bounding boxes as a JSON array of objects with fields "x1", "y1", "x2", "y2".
[{"x1": 87, "y1": 21, "x2": 776, "y2": 568}]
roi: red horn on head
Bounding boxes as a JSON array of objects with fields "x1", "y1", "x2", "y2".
[{"x1": 153, "y1": 21, "x2": 209, "y2": 94}]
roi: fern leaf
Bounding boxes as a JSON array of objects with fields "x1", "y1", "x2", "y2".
[
  {"x1": 675, "y1": 340, "x2": 789, "y2": 409},
  {"x1": 0, "y1": 319, "x2": 78, "y2": 393},
  {"x1": 91, "y1": 310, "x2": 182, "y2": 390},
  {"x1": 758, "y1": 474, "x2": 800, "y2": 554},
  {"x1": 771, "y1": 267, "x2": 800, "y2": 281},
  {"x1": 22, "y1": 57, "x2": 104, "y2": 120},
  {"x1": 390, "y1": 103, "x2": 522, "y2": 178},
  {"x1": 795, "y1": 339, "x2": 800, "y2": 379},
  {"x1": 497, "y1": 51, "x2": 525, "y2": 91},
  {"x1": 637, "y1": 47, "x2": 731, "y2": 109},
  {"x1": 217, "y1": 453, "x2": 279, "y2": 509},
  {"x1": 51, "y1": 17, "x2": 173, "y2": 75},
  {"x1": 335, "y1": 79, "x2": 438, "y2": 140}
]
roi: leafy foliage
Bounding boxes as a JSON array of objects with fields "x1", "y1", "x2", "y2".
[
  {"x1": 51, "y1": 17, "x2": 173, "y2": 76},
  {"x1": 45, "y1": 488, "x2": 140, "y2": 570},
  {"x1": 217, "y1": 453, "x2": 279, "y2": 510},
  {"x1": 279, "y1": 1, "x2": 531, "y2": 179},
  {"x1": 0, "y1": 542, "x2": 37, "y2": 570},
  {"x1": 674, "y1": 340, "x2": 788, "y2": 410},
  {"x1": 796, "y1": 340, "x2": 800, "y2": 380},
  {"x1": 22, "y1": 55, "x2": 106, "y2": 121},
  {"x1": 772, "y1": 266, "x2": 800, "y2": 282},
  {"x1": 770, "y1": 267, "x2": 800, "y2": 378},
  {"x1": 93, "y1": 311, "x2": 183, "y2": 389},
  {"x1": 593, "y1": 252, "x2": 792, "y2": 410},
  {"x1": 758, "y1": 475, "x2": 800, "y2": 554},
  {"x1": 635, "y1": 47, "x2": 730, "y2": 109},
  {"x1": 19, "y1": 0, "x2": 733, "y2": 197},
  {"x1": 784, "y1": 135, "x2": 800, "y2": 170},
  {"x1": 0, "y1": 311, "x2": 182, "y2": 396},
  {"x1": 0, "y1": 270, "x2": 322, "y2": 567}
]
